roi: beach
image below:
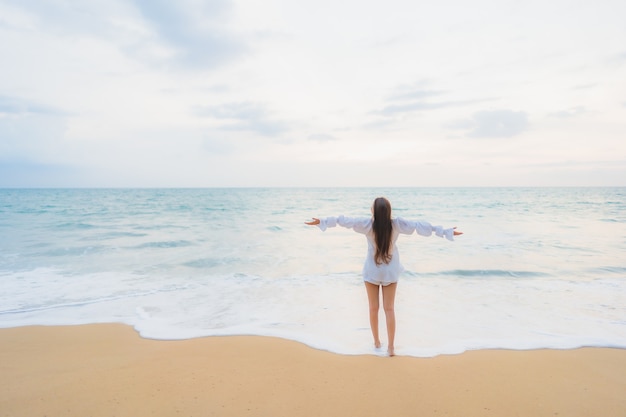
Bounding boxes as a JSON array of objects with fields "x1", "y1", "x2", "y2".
[
  {"x1": 2, "y1": 188, "x2": 625, "y2": 415},
  {"x1": 1, "y1": 324, "x2": 625, "y2": 417}
]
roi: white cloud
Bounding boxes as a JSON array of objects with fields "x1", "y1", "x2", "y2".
[
  {"x1": 130, "y1": 0, "x2": 247, "y2": 69},
  {"x1": 446, "y1": 110, "x2": 530, "y2": 139},
  {"x1": 194, "y1": 102, "x2": 289, "y2": 137},
  {"x1": 0, "y1": 95, "x2": 65, "y2": 116},
  {"x1": 548, "y1": 106, "x2": 588, "y2": 119},
  {"x1": 386, "y1": 89, "x2": 445, "y2": 102},
  {"x1": 377, "y1": 98, "x2": 494, "y2": 117},
  {"x1": 307, "y1": 133, "x2": 336, "y2": 142},
  {"x1": 469, "y1": 110, "x2": 530, "y2": 139},
  {"x1": 0, "y1": 96, "x2": 70, "y2": 166}
]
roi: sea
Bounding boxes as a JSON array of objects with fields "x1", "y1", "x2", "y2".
[{"x1": 1, "y1": 187, "x2": 625, "y2": 357}]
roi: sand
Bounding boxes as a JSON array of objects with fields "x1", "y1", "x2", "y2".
[{"x1": 1, "y1": 324, "x2": 625, "y2": 417}]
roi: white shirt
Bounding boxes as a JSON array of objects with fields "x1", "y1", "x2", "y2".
[{"x1": 317, "y1": 216, "x2": 455, "y2": 286}]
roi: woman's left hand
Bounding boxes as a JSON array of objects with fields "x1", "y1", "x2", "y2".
[{"x1": 305, "y1": 218, "x2": 320, "y2": 226}]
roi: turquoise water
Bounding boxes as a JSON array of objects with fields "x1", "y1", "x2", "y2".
[{"x1": 1, "y1": 187, "x2": 625, "y2": 356}]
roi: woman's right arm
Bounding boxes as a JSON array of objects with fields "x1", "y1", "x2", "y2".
[{"x1": 305, "y1": 216, "x2": 371, "y2": 233}]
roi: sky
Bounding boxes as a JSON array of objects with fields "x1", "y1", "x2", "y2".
[{"x1": 0, "y1": 0, "x2": 625, "y2": 187}]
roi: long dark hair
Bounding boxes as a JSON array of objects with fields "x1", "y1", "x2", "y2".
[{"x1": 372, "y1": 197, "x2": 393, "y2": 265}]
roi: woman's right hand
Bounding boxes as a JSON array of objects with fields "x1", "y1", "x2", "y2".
[{"x1": 305, "y1": 218, "x2": 320, "y2": 226}]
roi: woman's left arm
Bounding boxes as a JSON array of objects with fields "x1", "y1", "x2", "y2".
[{"x1": 395, "y1": 217, "x2": 462, "y2": 241}]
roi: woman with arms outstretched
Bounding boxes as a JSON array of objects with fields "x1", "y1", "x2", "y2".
[{"x1": 306, "y1": 197, "x2": 462, "y2": 356}]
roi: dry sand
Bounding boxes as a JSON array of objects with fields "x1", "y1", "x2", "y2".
[{"x1": 1, "y1": 324, "x2": 625, "y2": 417}]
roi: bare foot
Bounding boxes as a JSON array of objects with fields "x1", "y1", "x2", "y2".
[
  {"x1": 374, "y1": 340, "x2": 382, "y2": 349},
  {"x1": 388, "y1": 347, "x2": 395, "y2": 357}
]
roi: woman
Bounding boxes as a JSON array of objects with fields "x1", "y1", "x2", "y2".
[{"x1": 306, "y1": 197, "x2": 462, "y2": 356}]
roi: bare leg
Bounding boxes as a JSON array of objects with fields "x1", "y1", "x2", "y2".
[
  {"x1": 364, "y1": 282, "x2": 381, "y2": 348},
  {"x1": 382, "y1": 282, "x2": 397, "y2": 356}
]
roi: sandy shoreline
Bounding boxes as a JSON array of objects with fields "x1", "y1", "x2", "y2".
[{"x1": 1, "y1": 324, "x2": 625, "y2": 417}]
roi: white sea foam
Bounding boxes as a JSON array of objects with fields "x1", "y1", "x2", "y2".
[{"x1": 1, "y1": 267, "x2": 624, "y2": 357}]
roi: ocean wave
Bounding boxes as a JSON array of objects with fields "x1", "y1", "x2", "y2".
[
  {"x1": 406, "y1": 269, "x2": 550, "y2": 278},
  {"x1": 36, "y1": 245, "x2": 110, "y2": 257},
  {"x1": 0, "y1": 286, "x2": 186, "y2": 316},
  {"x1": 133, "y1": 240, "x2": 195, "y2": 249},
  {"x1": 587, "y1": 266, "x2": 626, "y2": 275},
  {"x1": 92, "y1": 231, "x2": 148, "y2": 239},
  {"x1": 54, "y1": 222, "x2": 96, "y2": 230},
  {"x1": 132, "y1": 224, "x2": 187, "y2": 231},
  {"x1": 182, "y1": 257, "x2": 242, "y2": 268}
]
